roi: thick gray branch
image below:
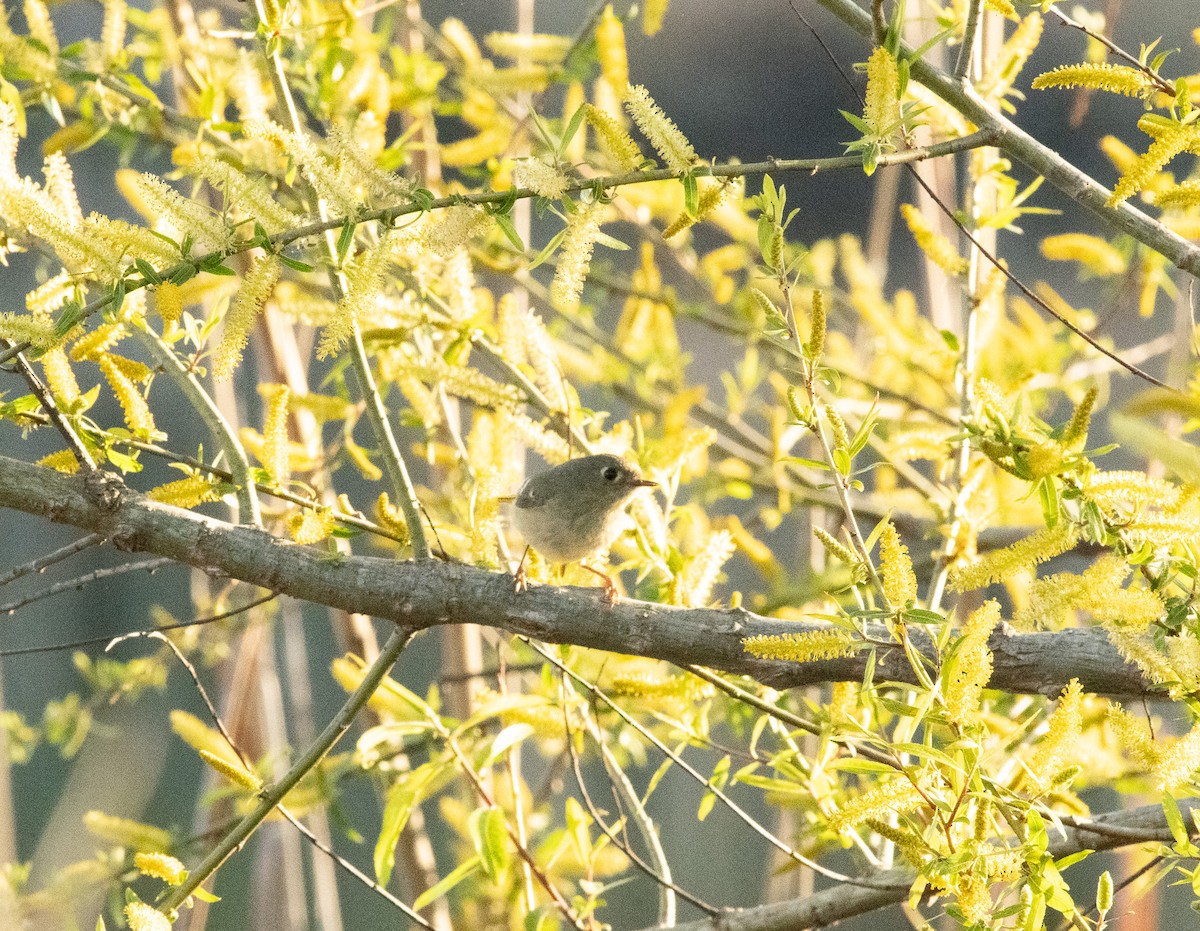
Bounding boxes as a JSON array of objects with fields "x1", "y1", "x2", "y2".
[
  {"x1": 0, "y1": 455, "x2": 1157, "y2": 697},
  {"x1": 664, "y1": 797, "x2": 1199, "y2": 931}
]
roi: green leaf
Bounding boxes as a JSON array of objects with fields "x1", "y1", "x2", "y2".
[
  {"x1": 412, "y1": 856, "x2": 481, "y2": 912},
  {"x1": 1163, "y1": 791, "x2": 1188, "y2": 847},
  {"x1": 494, "y1": 212, "x2": 525, "y2": 251},
  {"x1": 469, "y1": 806, "x2": 510, "y2": 883},
  {"x1": 560, "y1": 105, "x2": 587, "y2": 158},
  {"x1": 779, "y1": 456, "x2": 828, "y2": 470},
  {"x1": 486, "y1": 722, "x2": 535, "y2": 765},
  {"x1": 683, "y1": 172, "x2": 698, "y2": 216},
  {"x1": 828, "y1": 758, "x2": 899, "y2": 775},
  {"x1": 134, "y1": 259, "x2": 162, "y2": 284},
  {"x1": 528, "y1": 228, "x2": 566, "y2": 271},
  {"x1": 593, "y1": 229, "x2": 630, "y2": 251},
  {"x1": 336, "y1": 219, "x2": 356, "y2": 262},
  {"x1": 277, "y1": 254, "x2": 314, "y2": 273},
  {"x1": 1037, "y1": 477, "x2": 1059, "y2": 526},
  {"x1": 374, "y1": 760, "x2": 445, "y2": 886},
  {"x1": 54, "y1": 302, "x2": 86, "y2": 338}
]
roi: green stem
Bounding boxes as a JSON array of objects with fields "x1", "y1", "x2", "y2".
[
  {"x1": 0, "y1": 131, "x2": 998, "y2": 367},
  {"x1": 160, "y1": 626, "x2": 416, "y2": 913},
  {"x1": 136, "y1": 325, "x2": 261, "y2": 526},
  {"x1": 250, "y1": 0, "x2": 430, "y2": 559}
]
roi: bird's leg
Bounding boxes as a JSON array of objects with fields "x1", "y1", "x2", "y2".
[
  {"x1": 578, "y1": 562, "x2": 619, "y2": 604},
  {"x1": 513, "y1": 546, "x2": 531, "y2": 593}
]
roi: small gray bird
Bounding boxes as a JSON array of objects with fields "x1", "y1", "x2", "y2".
[{"x1": 511, "y1": 454, "x2": 657, "y2": 599}]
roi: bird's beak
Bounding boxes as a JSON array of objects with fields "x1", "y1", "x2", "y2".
[{"x1": 634, "y1": 479, "x2": 658, "y2": 488}]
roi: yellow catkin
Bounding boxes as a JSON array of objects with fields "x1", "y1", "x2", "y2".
[
  {"x1": 1106, "y1": 702, "x2": 1160, "y2": 769},
  {"x1": 134, "y1": 852, "x2": 187, "y2": 886},
  {"x1": 199, "y1": 748, "x2": 261, "y2": 790},
  {"x1": 828, "y1": 775, "x2": 929, "y2": 833},
  {"x1": 100, "y1": 0, "x2": 127, "y2": 65},
  {"x1": 0, "y1": 312, "x2": 58, "y2": 348},
  {"x1": 155, "y1": 282, "x2": 184, "y2": 325},
  {"x1": 440, "y1": 18, "x2": 481, "y2": 66},
  {"x1": 595, "y1": 5, "x2": 628, "y2": 95},
  {"x1": 681, "y1": 530, "x2": 736, "y2": 608},
  {"x1": 950, "y1": 523, "x2": 1078, "y2": 591},
  {"x1": 1061, "y1": 387, "x2": 1098, "y2": 446},
  {"x1": 979, "y1": 12, "x2": 1043, "y2": 101},
  {"x1": 643, "y1": 0, "x2": 669, "y2": 34},
  {"x1": 37, "y1": 449, "x2": 82, "y2": 473},
  {"x1": 1107, "y1": 628, "x2": 1180, "y2": 692},
  {"x1": 944, "y1": 601, "x2": 1001, "y2": 726},
  {"x1": 1029, "y1": 679, "x2": 1083, "y2": 786},
  {"x1": 1109, "y1": 121, "x2": 1200, "y2": 206},
  {"x1": 287, "y1": 507, "x2": 334, "y2": 544},
  {"x1": 742, "y1": 629, "x2": 855, "y2": 662},
  {"x1": 82, "y1": 811, "x2": 171, "y2": 852},
  {"x1": 1016, "y1": 555, "x2": 1164, "y2": 630},
  {"x1": 624, "y1": 84, "x2": 697, "y2": 172},
  {"x1": 1032, "y1": 63, "x2": 1153, "y2": 98},
  {"x1": 23, "y1": 0, "x2": 58, "y2": 56},
  {"x1": 98, "y1": 353, "x2": 155, "y2": 435},
  {"x1": 663, "y1": 177, "x2": 738, "y2": 238},
  {"x1": 550, "y1": 201, "x2": 604, "y2": 308},
  {"x1": 148, "y1": 474, "x2": 220, "y2": 509},
  {"x1": 125, "y1": 902, "x2": 172, "y2": 931},
  {"x1": 1151, "y1": 722, "x2": 1200, "y2": 790},
  {"x1": 814, "y1": 526, "x2": 856, "y2": 566},
  {"x1": 584, "y1": 103, "x2": 643, "y2": 171},
  {"x1": 259, "y1": 383, "x2": 290, "y2": 485},
  {"x1": 901, "y1": 204, "x2": 968, "y2": 276},
  {"x1": 41, "y1": 346, "x2": 79, "y2": 404},
  {"x1": 863, "y1": 46, "x2": 900, "y2": 139},
  {"x1": 1153, "y1": 179, "x2": 1200, "y2": 209},
  {"x1": 1040, "y1": 234, "x2": 1127, "y2": 276},
  {"x1": 880, "y1": 522, "x2": 917, "y2": 608},
  {"x1": 512, "y1": 158, "x2": 568, "y2": 198},
  {"x1": 214, "y1": 254, "x2": 281, "y2": 380},
  {"x1": 483, "y1": 32, "x2": 572, "y2": 63}
]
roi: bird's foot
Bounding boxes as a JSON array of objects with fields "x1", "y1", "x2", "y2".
[{"x1": 579, "y1": 563, "x2": 620, "y2": 604}]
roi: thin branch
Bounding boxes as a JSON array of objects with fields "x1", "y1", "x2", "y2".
[
  {"x1": 560, "y1": 673, "x2": 718, "y2": 916},
  {"x1": 810, "y1": 0, "x2": 1200, "y2": 284},
  {"x1": 158, "y1": 625, "x2": 418, "y2": 913},
  {"x1": 660, "y1": 798, "x2": 1200, "y2": 931},
  {"x1": 0, "y1": 557, "x2": 174, "y2": 615},
  {"x1": 109, "y1": 626, "x2": 434, "y2": 926},
  {"x1": 527, "y1": 640, "x2": 907, "y2": 891},
  {"x1": 1046, "y1": 6, "x2": 1175, "y2": 96},
  {"x1": 136, "y1": 325, "x2": 261, "y2": 526},
  {"x1": 0, "y1": 132, "x2": 997, "y2": 368},
  {"x1": 954, "y1": 0, "x2": 983, "y2": 81},
  {"x1": 1, "y1": 339, "x2": 97, "y2": 470},
  {"x1": 0, "y1": 591, "x2": 278, "y2": 658},
  {"x1": 0, "y1": 533, "x2": 103, "y2": 588}
]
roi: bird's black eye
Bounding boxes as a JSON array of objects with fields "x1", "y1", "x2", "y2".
[{"x1": 602, "y1": 465, "x2": 620, "y2": 481}]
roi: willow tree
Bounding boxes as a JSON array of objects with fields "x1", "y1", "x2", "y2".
[{"x1": 2, "y1": 0, "x2": 1200, "y2": 929}]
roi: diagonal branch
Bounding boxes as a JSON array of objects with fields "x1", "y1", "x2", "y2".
[
  {"x1": 0, "y1": 453, "x2": 1159, "y2": 698},
  {"x1": 811, "y1": 0, "x2": 1200, "y2": 280},
  {"x1": 659, "y1": 796, "x2": 1200, "y2": 931}
]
